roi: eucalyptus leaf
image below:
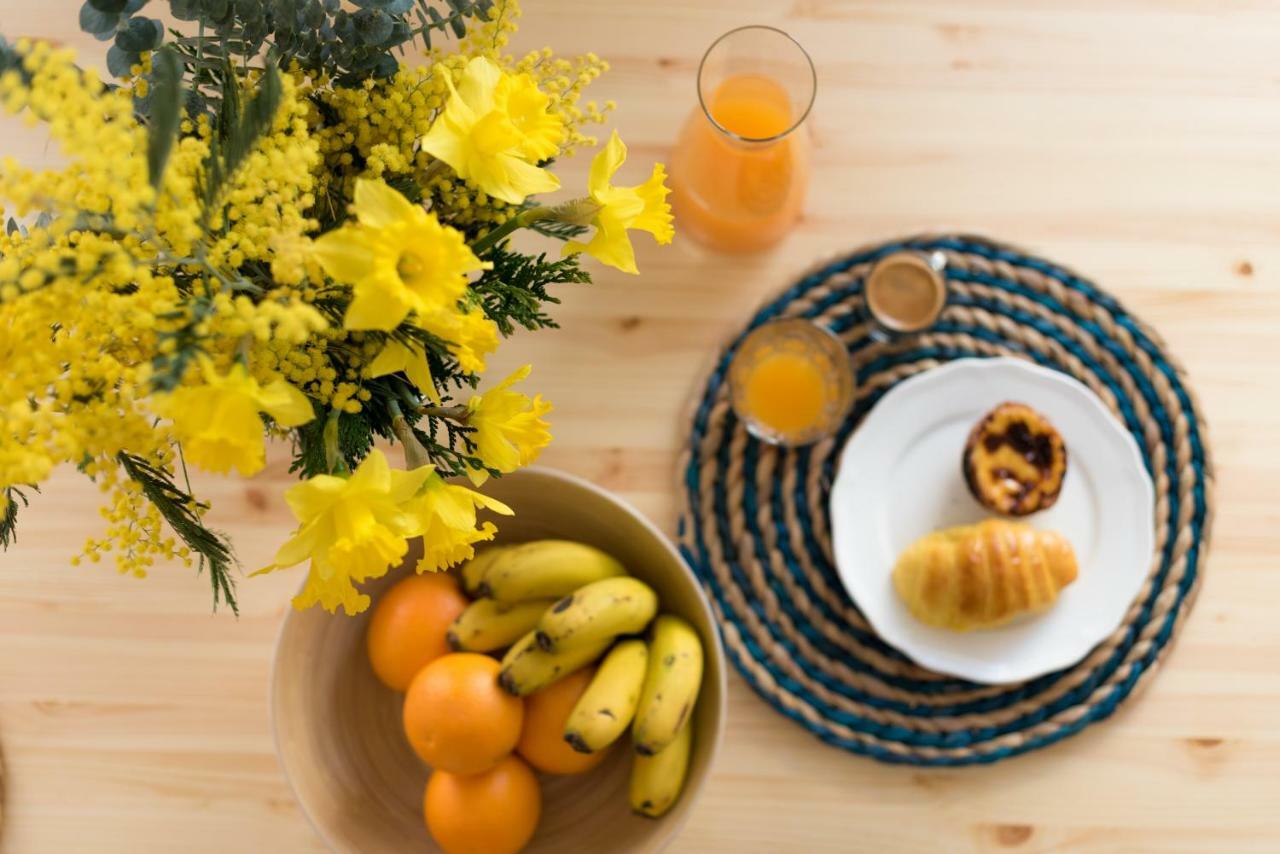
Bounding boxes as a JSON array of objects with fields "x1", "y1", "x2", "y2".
[
  {"x1": 125, "y1": 0, "x2": 145, "y2": 12},
  {"x1": 4, "y1": 217, "x2": 18, "y2": 237},
  {"x1": 171, "y1": 0, "x2": 200, "y2": 20},
  {"x1": 352, "y1": 8, "x2": 394, "y2": 45},
  {"x1": 34, "y1": 211, "x2": 54, "y2": 230},
  {"x1": 146, "y1": 48, "x2": 183, "y2": 190},
  {"x1": 88, "y1": 0, "x2": 129, "y2": 12},
  {"x1": 106, "y1": 44, "x2": 139, "y2": 78},
  {"x1": 79, "y1": 1, "x2": 119, "y2": 36},
  {"x1": 115, "y1": 17, "x2": 162, "y2": 51},
  {"x1": 303, "y1": 0, "x2": 324, "y2": 28}
]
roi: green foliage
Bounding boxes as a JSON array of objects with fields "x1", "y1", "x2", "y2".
[
  {"x1": 201, "y1": 57, "x2": 282, "y2": 213},
  {"x1": 472, "y1": 246, "x2": 589, "y2": 336},
  {"x1": 117, "y1": 451, "x2": 238, "y2": 614},
  {"x1": 289, "y1": 407, "x2": 374, "y2": 478},
  {"x1": 146, "y1": 47, "x2": 183, "y2": 189},
  {"x1": 0, "y1": 34, "x2": 29, "y2": 83},
  {"x1": 1, "y1": 486, "x2": 33, "y2": 549},
  {"x1": 85, "y1": 0, "x2": 495, "y2": 87},
  {"x1": 527, "y1": 218, "x2": 589, "y2": 242}
]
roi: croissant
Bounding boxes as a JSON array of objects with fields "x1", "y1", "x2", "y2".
[{"x1": 892, "y1": 520, "x2": 1078, "y2": 632}]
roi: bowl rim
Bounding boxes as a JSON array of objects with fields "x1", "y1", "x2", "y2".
[{"x1": 268, "y1": 464, "x2": 728, "y2": 853}]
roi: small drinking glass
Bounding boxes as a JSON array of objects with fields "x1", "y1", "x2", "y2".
[
  {"x1": 863, "y1": 251, "x2": 949, "y2": 341},
  {"x1": 669, "y1": 26, "x2": 817, "y2": 253},
  {"x1": 728, "y1": 318, "x2": 855, "y2": 447}
]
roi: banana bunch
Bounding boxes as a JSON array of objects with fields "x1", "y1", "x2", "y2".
[{"x1": 450, "y1": 540, "x2": 705, "y2": 819}]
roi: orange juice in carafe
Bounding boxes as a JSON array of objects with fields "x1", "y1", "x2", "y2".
[{"x1": 669, "y1": 28, "x2": 814, "y2": 253}]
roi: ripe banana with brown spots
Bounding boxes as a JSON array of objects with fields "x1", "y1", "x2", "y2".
[
  {"x1": 478, "y1": 540, "x2": 625, "y2": 602},
  {"x1": 629, "y1": 718, "x2": 692, "y2": 818},
  {"x1": 458, "y1": 546, "x2": 509, "y2": 597},
  {"x1": 631, "y1": 614, "x2": 703, "y2": 756},
  {"x1": 534, "y1": 577, "x2": 657, "y2": 653},
  {"x1": 563, "y1": 638, "x2": 648, "y2": 753},
  {"x1": 446, "y1": 598, "x2": 555, "y2": 653},
  {"x1": 497, "y1": 629, "x2": 611, "y2": 696}
]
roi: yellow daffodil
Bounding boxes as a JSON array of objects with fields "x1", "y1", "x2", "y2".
[
  {"x1": 261, "y1": 449, "x2": 432, "y2": 615},
  {"x1": 157, "y1": 357, "x2": 313, "y2": 476},
  {"x1": 420, "y1": 306, "x2": 500, "y2": 376},
  {"x1": 311, "y1": 178, "x2": 489, "y2": 331},
  {"x1": 564, "y1": 131, "x2": 674, "y2": 275},
  {"x1": 419, "y1": 56, "x2": 563, "y2": 205},
  {"x1": 407, "y1": 472, "x2": 513, "y2": 572},
  {"x1": 366, "y1": 338, "x2": 441, "y2": 404},
  {"x1": 465, "y1": 365, "x2": 552, "y2": 485}
]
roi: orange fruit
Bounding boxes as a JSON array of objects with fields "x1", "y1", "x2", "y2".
[
  {"x1": 366, "y1": 573, "x2": 468, "y2": 692},
  {"x1": 424, "y1": 754, "x2": 541, "y2": 854},
  {"x1": 516, "y1": 666, "x2": 610, "y2": 775},
  {"x1": 403, "y1": 653, "x2": 523, "y2": 774}
]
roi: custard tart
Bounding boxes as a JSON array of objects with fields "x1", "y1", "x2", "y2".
[{"x1": 962, "y1": 402, "x2": 1067, "y2": 516}]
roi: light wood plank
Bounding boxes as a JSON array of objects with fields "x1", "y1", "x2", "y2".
[{"x1": 2, "y1": 1, "x2": 1278, "y2": 851}]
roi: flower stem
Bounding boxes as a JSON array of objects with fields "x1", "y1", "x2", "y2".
[
  {"x1": 322, "y1": 410, "x2": 347, "y2": 475},
  {"x1": 420, "y1": 404, "x2": 469, "y2": 421},
  {"x1": 389, "y1": 402, "x2": 432, "y2": 469},
  {"x1": 471, "y1": 206, "x2": 556, "y2": 256}
]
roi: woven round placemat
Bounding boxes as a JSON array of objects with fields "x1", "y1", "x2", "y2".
[{"x1": 677, "y1": 234, "x2": 1214, "y2": 766}]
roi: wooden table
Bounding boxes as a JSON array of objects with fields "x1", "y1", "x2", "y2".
[{"x1": 3, "y1": 1, "x2": 1278, "y2": 851}]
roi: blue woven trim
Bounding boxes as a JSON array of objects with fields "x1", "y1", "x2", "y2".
[{"x1": 679, "y1": 236, "x2": 1210, "y2": 764}]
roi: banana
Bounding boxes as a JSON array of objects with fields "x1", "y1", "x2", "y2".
[
  {"x1": 631, "y1": 615, "x2": 704, "y2": 756},
  {"x1": 446, "y1": 598, "x2": 555, "y2": 653},
  {"x1": 564, "y1": 638, "x2": 649, "y2": 753},
  {"x1": 457, "y1": 546, "x2": 509, "y2": 597},
  {"x1": 478, "y1": 540, "x2": 626, "y2": 602},
  {"x1": 535, "y1": 577, "x2": 657, "y2": 653},
  {"x1": 498, "y1": 629, "x2": 612, "y2": 696},
  {"x1": 629, "y1": 718, "x2": 693, "y2": 818}
]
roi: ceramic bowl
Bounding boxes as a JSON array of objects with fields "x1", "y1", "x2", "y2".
[{"x1": 271, "y1": 466, "x2": 726, "y2": 852}]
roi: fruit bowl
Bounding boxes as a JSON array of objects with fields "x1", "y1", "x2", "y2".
[{"x1": 270, "y1": 466, "x2": 727, "y2": 852}]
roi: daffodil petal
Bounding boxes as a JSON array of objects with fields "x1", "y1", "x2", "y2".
[
  {"x1": 347, "y1": 448, "x2": 392, "y2": 494},
  {"x1": 352, "y1": 177, "x2": 418, "y2": 229},
  {"x1": 256, "y1": 379, "x2": 314, "y2": 427},
  {"x1": 589, "y1": 130, "x2": 627, "y2": 199},
  {"x1": 270, "y1": 522, "x2": 323, "y2": 569},
  {"x1": 365, "y1": 340, "x2": 409, "y2": 378},
  {"x1": 387, "y1": 464, "x2": 435, "y2": 504},
  {"x1": 343, "y1": 279, "x2": 412, "y2": 331},
  {"x1": 311, "y1": 227, "x2": 374, "y2": 283},
  {"x1": 578, "y1": 217, "x2": 639, "y2": 275},
  {"x1": 458, "y1": 56, "x2": 502, "y2": 113},
  {"x1": 283, "y1": 474, "x2": 346, "y2": 521},
  {"x1": 631, "y1": 162, "x2": 675, "y2": 244}
]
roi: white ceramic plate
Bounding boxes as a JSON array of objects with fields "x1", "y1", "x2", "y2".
[{"x1": 829, "y1": 358, "x2": 1155, "y2": 684}]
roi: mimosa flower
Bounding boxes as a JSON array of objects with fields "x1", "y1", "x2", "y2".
[
  {"x1": 311, "y1": 178, "x2": 489, "y2": 331},
  {"x1": 157, "y1": 357, "x2": 314, "y2": 476},
  {"x1": 464, "y1": 365, "x2": 552, "y2": 485},
  {"x1": 261, "y1": 449, "x2": 433, "y2": 615},
  {"x1": 419, "y1": 56, "x2": 563, "y2": 205},
  {"x1": 366, "y1": 338, "x2": 440, "y2": 404},
  {"x1": 407, "y1": 472, "x2": 513, "y2": 572},
  {"x1": 563, "y1": 131, "x2": 674, "y2": 275}
]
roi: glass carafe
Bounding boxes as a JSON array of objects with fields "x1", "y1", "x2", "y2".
[{"x1": 669, "y1": 26, "x2": 816, "y2": 253}]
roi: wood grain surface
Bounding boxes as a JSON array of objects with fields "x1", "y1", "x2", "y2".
[{"x1": 2, "y1": 1, "x2": 1278, "y2": 851}]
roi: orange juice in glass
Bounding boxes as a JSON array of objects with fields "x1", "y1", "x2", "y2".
[{"x1": 670, "y1": 26, "x2": 816, "y2": 253}]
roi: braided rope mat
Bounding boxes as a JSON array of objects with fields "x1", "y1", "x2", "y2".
[{"x1": 677, "y1": 234, "x2": 1214, "y2": 766}]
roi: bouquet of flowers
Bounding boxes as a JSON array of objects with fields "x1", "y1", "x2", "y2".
[{"x1": 0, "y1": 0, "x2": 673, "y2": 615}]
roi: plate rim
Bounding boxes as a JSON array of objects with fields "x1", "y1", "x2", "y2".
[{"x1": 829, "y1": 356, "x2": 1156, "y2": 683}]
